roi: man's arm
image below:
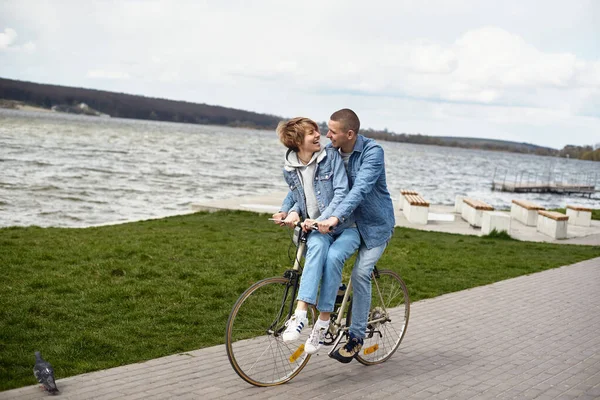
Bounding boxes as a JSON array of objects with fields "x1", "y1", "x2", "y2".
[{"x1": 331, "y1": 145, "x2": 385, "y2": 224}]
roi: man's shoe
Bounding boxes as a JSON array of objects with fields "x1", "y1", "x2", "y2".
[
  {"x1": 305, "y1": 324, "x2": 328, "y2": 354},
  {"x1": 330, "y1": 332, "x2": 363, "y2": 363},
  {"x1": 282, "y1": 315, "x2": 308, "y2": 342}
]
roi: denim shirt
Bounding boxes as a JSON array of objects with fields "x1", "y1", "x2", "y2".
[
  {"x1": 280, "y1": 147, "x2": 354, "y2": 235},
  {"x1": 329, "y1": 135, "x2": 395, "y2": 249}
]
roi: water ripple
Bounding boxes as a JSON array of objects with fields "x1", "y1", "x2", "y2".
[{"x1": 0, "y1": 108, "x2": 598, "y2": 227}]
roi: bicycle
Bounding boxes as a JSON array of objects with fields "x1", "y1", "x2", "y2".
[{"x1": 225, "y1": 221, "x2": 410, "y2": 387}]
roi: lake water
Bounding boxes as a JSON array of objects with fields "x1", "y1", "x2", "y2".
[{"x1": 1, "y1": 109, "x2": 598, "y2": 228}]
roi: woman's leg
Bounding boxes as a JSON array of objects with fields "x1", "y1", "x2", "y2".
[
  {"x1": 297, "y1": 233, "x2": 333, "y2": 306},
  {"x1": 317, "y1": 227, "x2": 361, "y2": 315},
  {"x1": 283, "y1": 232, "x2": 332, "y2": 342},
  {"x1": 305, "y1": 228, "x2": 359, "y2": 354}
]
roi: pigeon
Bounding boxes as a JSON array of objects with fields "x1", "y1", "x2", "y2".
[{"x1": 33, "y1": 351, "x2": 59, "y2": 395}]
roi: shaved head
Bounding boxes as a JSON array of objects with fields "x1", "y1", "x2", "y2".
[{"x1": 330, "y1": 108, "x2": 360, "y2": 134}]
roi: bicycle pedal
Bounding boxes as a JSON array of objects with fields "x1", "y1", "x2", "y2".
[
  {"x1": 289, "y1": 344, "x2": 305, "y2": 363},
  {"x1": 327, "y1": 333, "x2": 346, "y2": 357}
]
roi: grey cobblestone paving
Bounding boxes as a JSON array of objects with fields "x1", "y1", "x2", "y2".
[{"x1": 1, "y1": 257, "x2": 599, "y2": 399}]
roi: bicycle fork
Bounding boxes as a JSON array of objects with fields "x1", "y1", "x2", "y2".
[{"x1": 269, "y1": 238, "x2": 307, "y2": 336}]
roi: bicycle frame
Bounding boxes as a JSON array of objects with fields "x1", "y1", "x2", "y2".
[
  {"x1": 278, "y1": 225, "x2": 391, "y2": 346},
  {"x1": 225, "y1": 222, "x2": 410, "y2": 386},
  {"x1": 327, "y1": 267, "x2": 391, "y2": 352}
]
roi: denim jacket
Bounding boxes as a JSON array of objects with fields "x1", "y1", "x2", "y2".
[
  {"x1": 329, "y1": 135, "x2": 395, "y2": 249},
  {"x1": 280, "y1": 147, "x2": 354, "y2": 235}
]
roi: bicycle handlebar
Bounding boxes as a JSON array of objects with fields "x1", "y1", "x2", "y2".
[{"x1": 269, "y1": 218, "x2": 333, "y2": 232}]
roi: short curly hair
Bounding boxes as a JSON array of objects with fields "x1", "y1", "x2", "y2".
[{"x1": 276, "y1": 117, "x2": 319, "y2": 152}]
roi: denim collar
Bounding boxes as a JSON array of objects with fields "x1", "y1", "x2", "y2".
[{"x1": 351, "y1": 134, "x2": 365, "y2": 154}]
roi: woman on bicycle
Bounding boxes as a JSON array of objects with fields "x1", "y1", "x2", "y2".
[{"x1": 272, "y1": 117, "x2": 360, "y2": 354}]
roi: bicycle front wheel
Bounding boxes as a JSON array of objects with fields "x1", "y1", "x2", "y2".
[
  {"x1": 356, "y1": 269, "x2": 410, "y2": 365},
  {"x1": 225, "y1": 276, "x2": 315, "y2": 387}
]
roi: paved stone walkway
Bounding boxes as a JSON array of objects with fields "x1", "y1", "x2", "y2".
[{"x1": 2, "y1": 257, "x2": 599, "y2": 400}]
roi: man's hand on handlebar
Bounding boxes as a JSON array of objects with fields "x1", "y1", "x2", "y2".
[
  {"x1": 301, "y1": 217, "x2": 337, "y2": 234},
  {"x1": 301, "y1": 218, "x2": 317, "y2": 232},
  {"x1": 316, "y1": 216, "x2": 339, "y2": 234}
]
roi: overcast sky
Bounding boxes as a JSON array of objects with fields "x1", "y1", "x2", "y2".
[{"x1": 1, "y1": 0, "x2": 599, "y2": 149}]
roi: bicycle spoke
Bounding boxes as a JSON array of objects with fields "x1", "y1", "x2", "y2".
[
  {"x1": 357, "y1": 270, "x2": 410, "y2": 365},
  {"x1": 246, "y1": 337, "x2": 276, "y2": 374},
  {"x1": 226, "y1": 276, "x2": 314, "y2": 386}
]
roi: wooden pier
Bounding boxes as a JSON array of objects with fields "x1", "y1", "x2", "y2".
[
  {"x1": 491, "y1": 167, "x2": 598, "y2": 197},
  {"x1": 492, "y1": 181, "x2": 597, "y2": 196}
]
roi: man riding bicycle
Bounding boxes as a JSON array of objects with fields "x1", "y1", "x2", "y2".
[{"x1": 317, "y1": 108, "x2": 396, "y2": 363}]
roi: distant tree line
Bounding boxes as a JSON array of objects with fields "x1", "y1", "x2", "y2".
[
  {"x1": 559, "y1": 145, "x2": 600, "y2": 161},
  {"x1": 319, "y1": 122, "x2": 597, "y2": 161},
  {"x1": 0, "y1": 77, "x2": 282, "y2": 129},
  {"x1": 360, "y1": 128, "x2": 558, "y2": 155},
  {"x1": 1, "y1": 77, "x2": 597, "y2": 161},
  {"x1": 357, "y1": 128, "x2": 598, "y2": 162}
]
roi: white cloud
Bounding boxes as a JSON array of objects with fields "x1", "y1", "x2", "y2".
[
  {"x1": 0, "y1": 27, "x2": 17, "y2": 48},
  {"x1": 1, "y1": 1, "x2": 599, "y2": 146},
  {"x1": 297, "y1": 26, "x2": 600, "y2": 117},
  {"x1": 22, "y1": 41, "x2": 35, "y2": 51},
  {"x1": 576, "y1": 60, "x2": 600, "y2": 88},
  {"x1": 0, "y1": 27, "x2": 34, "y2": 52},
  {"x1": 439, "y1": 27, "x2": 600, "y2": 115},
  {"x1": 87, "y1": 69, "x2": 130, "y2": 80},
  {"x1": 448, "y1": 27, "x2": 578, "y2": 93},
  {"x1": 211, "y1": 25, "x2": 599, "y2": 117}
]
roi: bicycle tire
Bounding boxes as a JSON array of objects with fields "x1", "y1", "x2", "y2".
[
  {"x1": 355, "y1": 269, "x2": 410, "y2": 365},
  {"x1": 225, "y1": 276, "x2": 315, "y2": 386}
]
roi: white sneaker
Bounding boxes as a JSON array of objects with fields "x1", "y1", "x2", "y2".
[
  {"x1": 282, "y1": 315, "x2": 308, "y2": 342},
  {"x1": 304, "y1": 324, "x2": 328, "y2": 354}
]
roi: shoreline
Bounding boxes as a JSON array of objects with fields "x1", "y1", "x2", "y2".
[
  {"x1": 0, "y1": 100, "x2": 107, "y2": 116},
  {"x1": 0, "y1": 100, "x2": 53, "y2": 113},
  {"x1": 2, "y1": 192, "x2": 598, "y2": 245},
  {"x1": 191, "y1": 191, "x2": 600, "y2": 246}
]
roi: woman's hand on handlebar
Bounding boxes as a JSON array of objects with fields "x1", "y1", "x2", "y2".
[
  {"x1": 271, "y1": 211, "x2": 288, "y2": 226},
  {"x1": 272, "y1": 213, "x2": 336, "y2": 233},
  {"x1": 282, "y1": 211, "x2": 300, "y2": 228}
]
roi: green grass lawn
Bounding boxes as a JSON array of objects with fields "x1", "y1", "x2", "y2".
[{"x1": 2, "y1": 210, "x2": 600, "y2": 391}]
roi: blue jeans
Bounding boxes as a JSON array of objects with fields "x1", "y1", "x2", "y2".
[
  {"x1": 349, "y1": 242, "x2": 388, "y2": 339},
  {"x1": 297, "y1": 228, "x2": 360, "y2": 313}
]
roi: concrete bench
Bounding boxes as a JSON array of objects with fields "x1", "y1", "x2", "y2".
[
  {"x1": 402, "y1": 193, "x2": 430, "y2": 225},
  {"x1": 461, "y1": 198, "x2": 494, "y2": 227},
  {"x1": 511, "y1": 199, "x2": 545, "y2": 226},
  {"x1": 454, "y1": 195, "x2": 465, "y2": 213},
  {"x1": 482, "y1": 211, "x2": 511, "y2": 235},
  {"x1": 537, "y1": 210, "x2": 568, "y2": 239},
  {"x1": 398, "y1": 189, "x2": 419, "y2": 211},
  {"x1": 566, "y1": 205, "x2": 592, "y2": 227}
]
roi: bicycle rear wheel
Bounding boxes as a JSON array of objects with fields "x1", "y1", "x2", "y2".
[
  {"x1": 356, "y1": 269, "x2": 410, "y2": 365},
  {"x1": 225, "y1": 276, "x2": 315, "y2": 386}
]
